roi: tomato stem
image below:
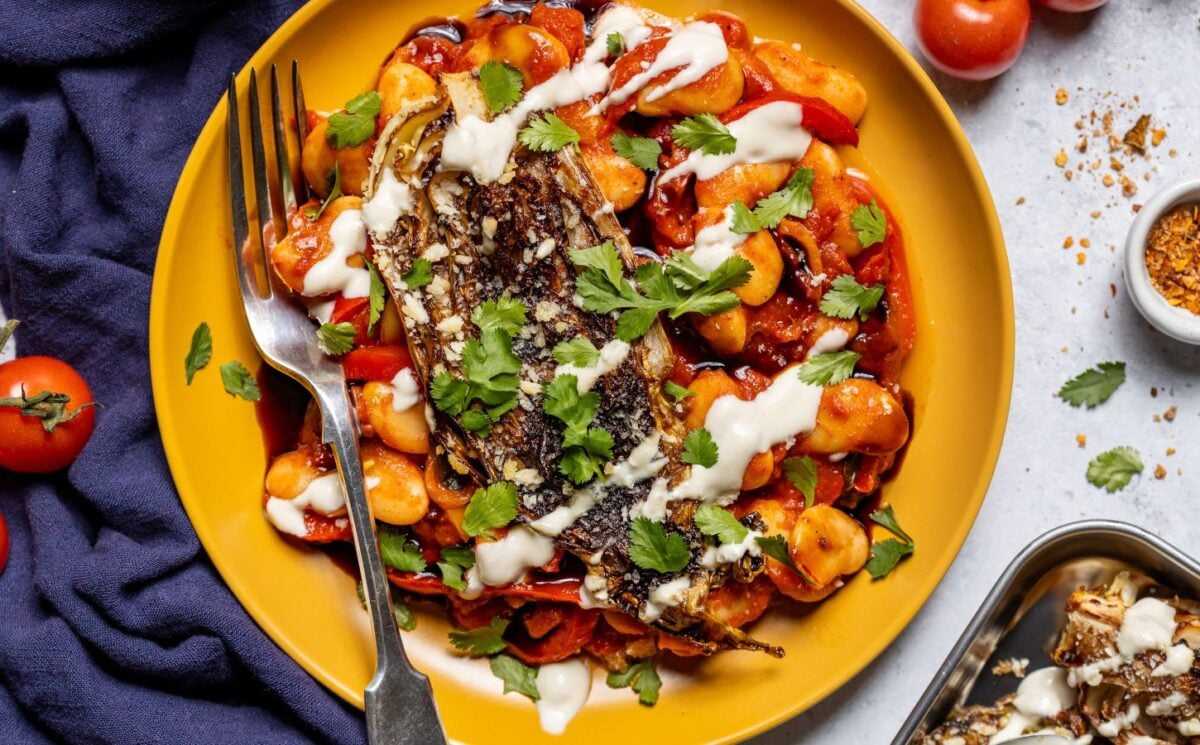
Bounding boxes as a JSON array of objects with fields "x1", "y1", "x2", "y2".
[
  {"x1": 0, "y1": 386, "x2": 97, "y2": 433},
  {"x1": 0, "y1": 319, "x2": 17, "y2": 356}
]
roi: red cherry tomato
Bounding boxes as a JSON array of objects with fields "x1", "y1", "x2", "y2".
[
  {"x1": 1037, "y1": 0, "x2": 1106, "y2": 10},
  {"x1": 0, "y1": 356, "x2": 96, "y2": 473},
  {"x1": 0, "y1": 512, "x2": 8, "y2": 575},
  {"x1": 914, "y1": 0, "x2": 1032, "y2": 81}
]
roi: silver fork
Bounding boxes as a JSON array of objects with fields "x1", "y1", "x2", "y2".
[{"x1": 226, "y1": 64, "x2": 447, "y2": 745}]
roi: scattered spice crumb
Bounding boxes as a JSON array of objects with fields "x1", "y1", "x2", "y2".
[
  {"x1": 1154, "y1": 414, "x2": 1162, "y2": 423},
  {"x1": 1167, "y1": 448, "x2": 1176, "y2": 456},
  {"x1": 1169, "y1": 149, "x2": 1178, "y2": 158},
  {"x1": 1151, "y1": 387, "x2": 1158, "y2": 398},
  {"x1": 1064, "y1": 236, "x2": 1075, "y2": 249},
  {"x1": 1055, "y1": 150, "x2": 1069, "y2": 168},
  {"x1": 1164, "y1": 405, "x2": 1177, "y2": 421},
  {"x1": 1123, "y1": 114, "x2": 1151, "y2": 151},
  {"x1": 1056, "y1": 88, "x2": 1069, "y2": 106},
  {"x1": 1103, "y1": 174, "x2": 1116, "y2": 187},
  {"x1": 993, "y1": 658, "x2": 1030, "y2": 678},
  {"x1": 1121, "y1": 176, "x2": 1137, "y2": 196},
  {"x1": 1076, "y1": 252, "x2": 1086, "y2": 265},
  {"x1": 1065, "y1": 171, "x2": 1074, "y2": 182},
  {"x1": 1152, "y1": 129, "x2": 1167, "y2": 147},
  {"x1": 1145, "y1": 203, "x2": 1200, "y2": 315},
  {"x1": 1091, "y1": 210, "x2": 1103, "y2": 219},
  {"x1": 1080, "y1": 238, "x2": 1092, "y2": 248},
  {"x1": 1110, "y1": 283, "x2": 1117, "y2": 298},
  {"x1": 1016, "y1": 196, "x2": 1026, "y2": 206},
  {"x1": 1154, "y1": 464, "x2": 1167, "y2": 480},
  {"x1": 1076, "y1": 433, "x2": 1087, "y2": 448}
]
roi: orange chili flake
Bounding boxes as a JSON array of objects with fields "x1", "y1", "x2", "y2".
[
  {"x1": 1154, "y1": 464, "x2": 1167, "y2": 480},
  {"x1": 1167, "y1": 448, "x2": 1176, "y2": 456},
  {"x1": 1080, "y1": 238, "x2": 1092, "y2": 248},
  {"x1": 1151, "y1": 129, "x2": 1167, "y2": 147},
  {"x1": 1076, "y1": 433, "x2": 1087, "y2": 448},
  {"x1": 1055, "y1": 150, "x2": 1069, "y2": 168},
  {"x1": 1063, "y1": 236, "x2": 1075, "y2": 249},
  {"x1": 1164, "y1": 405, "x2": 1178, "y2": 421},
  {"x1": 1123, "y1": 114, "x2": 1151, "y2": 151},
  {"x1": 1145, "y1": 203, "x2": 1200, "y2": 315},
  {"x1": 1076, "y1": 252, "x2": 1086, "y2": 265},
  {"x1": 1103, "y1": 174, "x2": 1116, "y2": 187},
  {"x1": 1056, "y1": 88, "x2": 1069, "y2": 105}
]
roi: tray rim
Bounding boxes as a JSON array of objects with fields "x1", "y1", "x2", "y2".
[{"x1": 892, "y1": 519, "x2": 1200, "y2": 744}]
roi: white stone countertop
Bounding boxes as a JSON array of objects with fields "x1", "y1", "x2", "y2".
[{"x1": 753, "y1": 1, "x2": 1200, "y2": 743}]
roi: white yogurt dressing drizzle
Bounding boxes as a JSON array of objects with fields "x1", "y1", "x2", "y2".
[
  {"x1": 473, "y1": 525, "x2": 556, "y2": 586},
  {"x1": 592, "y1": 21, "x2": 728, "y2": 111},
  {"x1": 553, "y1": 339, "x2": 631, "y2": 393},
  {"x1": 534, "y1": 659, "x2": 592, "y2": 735},
  {"x1": 658, "y1": 101, "x2": 813, "y2": 183},
  {"x1": 688, "y1": 203, "x2": 751, "y2": 271},
  {"x1": 1069, "y1": 597, "x2": 1190, "y2": 687},
  {"x1": 640, "y1": 575, "x2": 691, "y2": 623},
  {"x1": 389, "y1": 368, "x2": 422, "y2": 412},
  {"x1": 302, "y1": 209, "x2": 371, "y2": 298},
  {"x1": 265, "y1": 473, "x2": 346, "y2": 537},
  {"x1": 362, "y1": 167, "x2": 414, "y2": 234},
  {"x1": 441, "y1": 6, "x2": 729, "y2": 184},
  {"x1": 988, "y1": 667, "x2": 1078, "y2": 744}
]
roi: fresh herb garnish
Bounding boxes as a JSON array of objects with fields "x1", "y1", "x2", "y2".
[
  {"x1": 184, "y1": 322, "x2": 212, "y2": 384},
  {"x1": 754, "y1": 534, "x2": 801, "y2": 573},
  {"x1": 1058, "y1": 362, "x2": 1126, "y2": 409},
  {"x1": 437, "y1": 546, "x2": 475, "y2": 591},
  {"x1": 400, "y1": 258, "x2": 432, "y2": 290},
  {"x1": 729, "y1": 201, "x2": 761, "y2": 234},
  {"x1": 325, "y1": 92, "x2": 382, "y2": 149},
  {"x1": 462, "y1": 482, "x2": 519, "y2": 538},
  {"x1": 1087, "y1": 446, "x2": 1144, "y2": 493},
  {"x1": 819, "y1": 274, "x2": 884, "y2": 321},
  {"x1": 570, "y1": 241, "x2": 752, "y2": 342},
  {"x1": 611, "y1": 132, "x2": 661, "y2": 171},
  {"x1": 607, "y1": 659, "x2": 662, "y2": 706},
  {"x1": 543, "y1": 375, "x2": 613, "y2": 485},
  {"x1": 606, "y1": 32, "x2": 625, "y2": 58},
  {"x1": 663, "y1": 381, "x2": 694, "y2": 403},
  {"x1": 378, "y1": 527, "x2": 427, "y2": 572},
  {"x1": 448, "y1": 617, "x2": 509, "y2": 656},
  {"x1": 220, "y1": 361, "x2": 260, "y2": 401},
  {"x1": 682, "y1": 427, "x2": 718, "y2": 468},
  {"x1": 518, "y1": 112, "x2": 580, "y2": 152},
  {"x1": 850, "y1": 200, "x2": 888, "y2": 248},
  {"x1": 367, "y1": 263, "x2": 386, "y2": 335},
  {"x1": 629, "y1": 517, "x2": 690, "y2": 573},
  {"x1": 305, "y1": 162, "x2": 342, "y2": 220},
  {"x1": 694, "y1": 504, "x2": 748, "y2": 545},
  {"x1": 781, "y1": 455, "x2": 818, "y2": 509},
  {"x1": 552, "y1": 337, "x2": 600, "y2": 368},
  {"x1": 430, "y1": 298, "x2": 526, "y2": 436},
  {"x1": 731, "y1": 167, "x2": 815, "y2": 232},
  {"x1": 671, "y1": 113, "x2": 736, "y2": 155},
  {"x1": 796, "y1": 350, "x2": 860, "y2": 386},
  {"x1": 866, "y1": 505, "x2": 915, "y2": 579},
  {"x1": 490, "y1": 655, "x2": 540, "y2": 700},
  {"x1": 479, "y1": 60, "x2": 524, "y2": 114},
  {"x1": 316, "y1": 322, "x2": 356, "y2": 356}
]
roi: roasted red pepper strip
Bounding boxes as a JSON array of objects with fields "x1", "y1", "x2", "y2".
[
  {"x1": 342, "y1": 345, "x2": 412, "y2": 382},
  {"x1": 506, "y1": 606, "x2": 600, "y2": 665},
  {"x1": 386, "y1": 570, "x2": 585, "y2": 605},
  {"x1": 721, "y1": 91, "x2": 859, "y2": 147}
]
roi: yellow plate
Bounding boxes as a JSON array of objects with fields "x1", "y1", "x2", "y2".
[{"x1": 149, "y1": 0, "x2": 1012, "y2": 742}]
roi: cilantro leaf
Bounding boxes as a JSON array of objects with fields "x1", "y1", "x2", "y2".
[
  {"x1": 378, "y1": 527, "x2": 427, "y2": 572},
  {"x1": 490, "y1": 654, "x2": 541, "y2": 700},
  {"x1": 220, "y1": 361, "x2": 260, "y2": 401},
  {"x1": 866, "y1": 505, "x2": 914, "y2": 579},
  {"x1": 316, "y1": 322, "x2": 357, "y2": 356},
  {"x1": 754, "y1": 534, "x2": 801, "y2": 573},
  {"x1": 663, "y1": 381, "x2": 694, "y2": 403},
  {"x1": 628, "y1": 517, "x2": 691, "y2": 574},
  {"x1": 819, "y1": 274, "x2": 884, "y2": 322},
  {"x1": 782, "y1": 455, "x2": 818, "y2": 509},
  {"x1": 543, "y1": 375, "x2": 601, "y2": 430},
  {"x1": 1087, "y1": 446, "x2": 1144, "y2": 493},
  {"x1": 437, "y1": 546, "x2": 475, "y2": 591},
  {"x1": 671, "y1": 113, "x2": 736, "y2": 155},
  {"x1": 797, "y1": 350, "x2": 860, "y2": 386},
  {"x1": 682, "y1": 428, "x2": 718, "y2": 468},
  {"x1": 694, "y1": 505, "x2": 748, "y2": 545},
  {"x1": 751, "y1": 167, "x2": 814, "y2": 228},
  {"x1": 606, "y1": 32, "x2": 625, "y2": 58},
  {"x1": 472, "y1": 297, "x2": 527, "y2": 336},
  {"x1": 850, "y1": 200, "x2": 888, "y2": 247},
  {"x1": 611, "y1": 132, "x2": 661, "y2": 171},
  {"x1": 184, "y1": 322, "x2": 212, "y2": 384},
  {"x1": 430, "y1": 372, "x2": 470, "y2": 415},
  {"x1": 668, "y1": 256, "x2": 753, "y2": 318},
  {"x1": 518, "y1": 113, "x2": 580, "y2": 152},
  {"x1": 866, "y1": 539, "x2": 914, "y2": 579},
  {"x1": 544, "y1": 375, "x2": 612, "y2": 484},
  {"x1": 729, "y1": 201, "x2": 761, "y2": 235},
  {"x1": 462, "y1": 482, "x2": 519, "y2": 537},
  {"x1": 552, "y1": 337, "x2": 600, "y2": 367},
  {"x1": 606, "y1": 660, "x2": 662, "y2": 706},
  {"x1": 1058, "y1": 362, "x2": 1126, "y2": 409},
  {"x1": 479, "y1": 60, "x2": 524, "y2": 114},
  {"x1": 305, "y1": 162, "x2": 342, "y2": 220},
  {"x1": 367, "y1": 263, "x2": 386, "y2": 335},
  {"x1": 325, "y1": 92, "x2": 381, "y2": 149},
  {"x1": 400, "y1": 258, "x2": 432, "y2": 290},
  {"x1": 448, "y1": 617, "x2": 509, "y2": 656}
]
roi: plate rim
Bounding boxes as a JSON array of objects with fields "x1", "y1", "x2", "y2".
[{"x1": 148, "y1": 0, "x2": 1014, "y2": 739}]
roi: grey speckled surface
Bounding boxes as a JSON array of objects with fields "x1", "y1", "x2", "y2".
[{"x1": 751, "y1": 1, "x2": 1200, "y2": 743}]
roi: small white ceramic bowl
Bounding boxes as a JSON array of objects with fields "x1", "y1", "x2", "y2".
[{"x1": 1125, "y1": 177, "x2": 1200, "y2": 344}]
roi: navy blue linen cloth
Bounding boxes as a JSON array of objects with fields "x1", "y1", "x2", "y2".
[{"x1": 0, "y1": 2, "x2": 365, "y2": 742}]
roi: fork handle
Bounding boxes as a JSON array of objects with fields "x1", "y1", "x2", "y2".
[{"x1": 313, "y1": 383, "x2": 448, "y2": 745}]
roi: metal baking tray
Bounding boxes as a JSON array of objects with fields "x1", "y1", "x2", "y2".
[{"x1": 893, "y1": 519, "x2": 1200, "y2": 744}]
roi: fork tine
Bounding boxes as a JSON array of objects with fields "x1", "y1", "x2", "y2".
[
  {"x1": 270, "y1": 64, "x2": 298, "y2": 226},
  {"x1": 247, "y1": 68, "x2": 277, "y2": 296},
  {"x1": 291, "y1": 60, "x2": 310, "y2": 206},
  {"x1": 226, "y1": 75, "x2": 257, "y2": 304}
]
